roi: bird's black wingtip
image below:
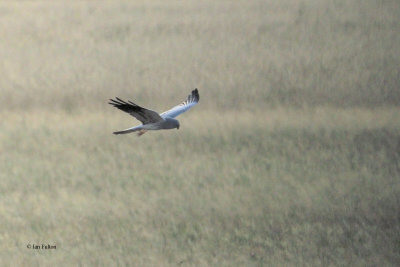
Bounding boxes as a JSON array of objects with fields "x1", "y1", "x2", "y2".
[
  {"x1": 108, "y1": 97, "x2": 120, "y2": 105},
  {"x1": 193, "y1": 88, "x2": 199, "y2": 101}
]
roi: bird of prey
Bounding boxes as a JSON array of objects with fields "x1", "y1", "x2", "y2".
[{"x1": 109, "y1": 89, "x2": 199, "y2": 136}]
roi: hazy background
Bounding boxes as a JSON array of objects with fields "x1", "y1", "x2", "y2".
[{"x1": 1, "y1": 0, "x2": 399, "y2": 266}]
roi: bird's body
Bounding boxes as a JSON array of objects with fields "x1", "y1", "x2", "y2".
[{"x1": 109, "y1": 89, "x2": 199, "y2": 136}]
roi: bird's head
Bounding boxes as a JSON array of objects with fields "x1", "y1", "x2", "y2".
[{"x1": 165, "y1": 117, "x2": 180, "y2": 130}]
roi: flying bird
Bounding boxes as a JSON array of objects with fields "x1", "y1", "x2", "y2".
[{"x1": 109, "y1": 89, "x2": 199, "y2": 136}]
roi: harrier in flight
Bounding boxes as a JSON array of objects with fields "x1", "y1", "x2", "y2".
[{"x1": 109, "y1": 89, "x2": 199, "y2": 136}]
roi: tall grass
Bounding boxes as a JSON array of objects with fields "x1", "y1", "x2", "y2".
[
  {"x1": 1, "y1": 109, "x2": 400, "y2": 266},
  {"x1": 0, "y1": 0, "x2": 399, "y2": 111},
  {"x1": 1, "y1": 0, "x2": 399, "y2": 266}
]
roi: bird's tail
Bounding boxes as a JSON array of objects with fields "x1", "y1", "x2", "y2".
[{"x1": 113, "y1": 125, "x2": 144, "y2": 135}]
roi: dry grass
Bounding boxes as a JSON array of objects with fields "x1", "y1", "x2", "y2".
[
  {"x1": 1, "y1": 0, "x2": 399, "y2": 111},
  {"x1": 1, "y1": 0, "x2": 400, "y2": 266}
]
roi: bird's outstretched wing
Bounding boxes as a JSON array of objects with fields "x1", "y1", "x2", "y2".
[
  {"x1": 109, "y1": 97, "x2": 163, "y2": 124},
  {"x1": 161, "y1": 89, "x2": 200, "y2": 119}
]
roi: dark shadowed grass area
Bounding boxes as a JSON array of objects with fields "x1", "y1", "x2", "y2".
[{"x1": 1, "y1": 109, "x2": 400, "y2": 265}]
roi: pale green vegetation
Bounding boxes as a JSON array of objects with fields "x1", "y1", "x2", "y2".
[{"x1": 0, "y1": 0, "x2": 399, "y2": 266}]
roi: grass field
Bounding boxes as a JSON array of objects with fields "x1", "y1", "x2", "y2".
[{"x1": 1, "y1": 0, "x2": 400, "y2": 266}]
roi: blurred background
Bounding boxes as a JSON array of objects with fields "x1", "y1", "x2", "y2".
[{"x1": 1, "y1": 0, "x2": 399, "y2": 266}]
